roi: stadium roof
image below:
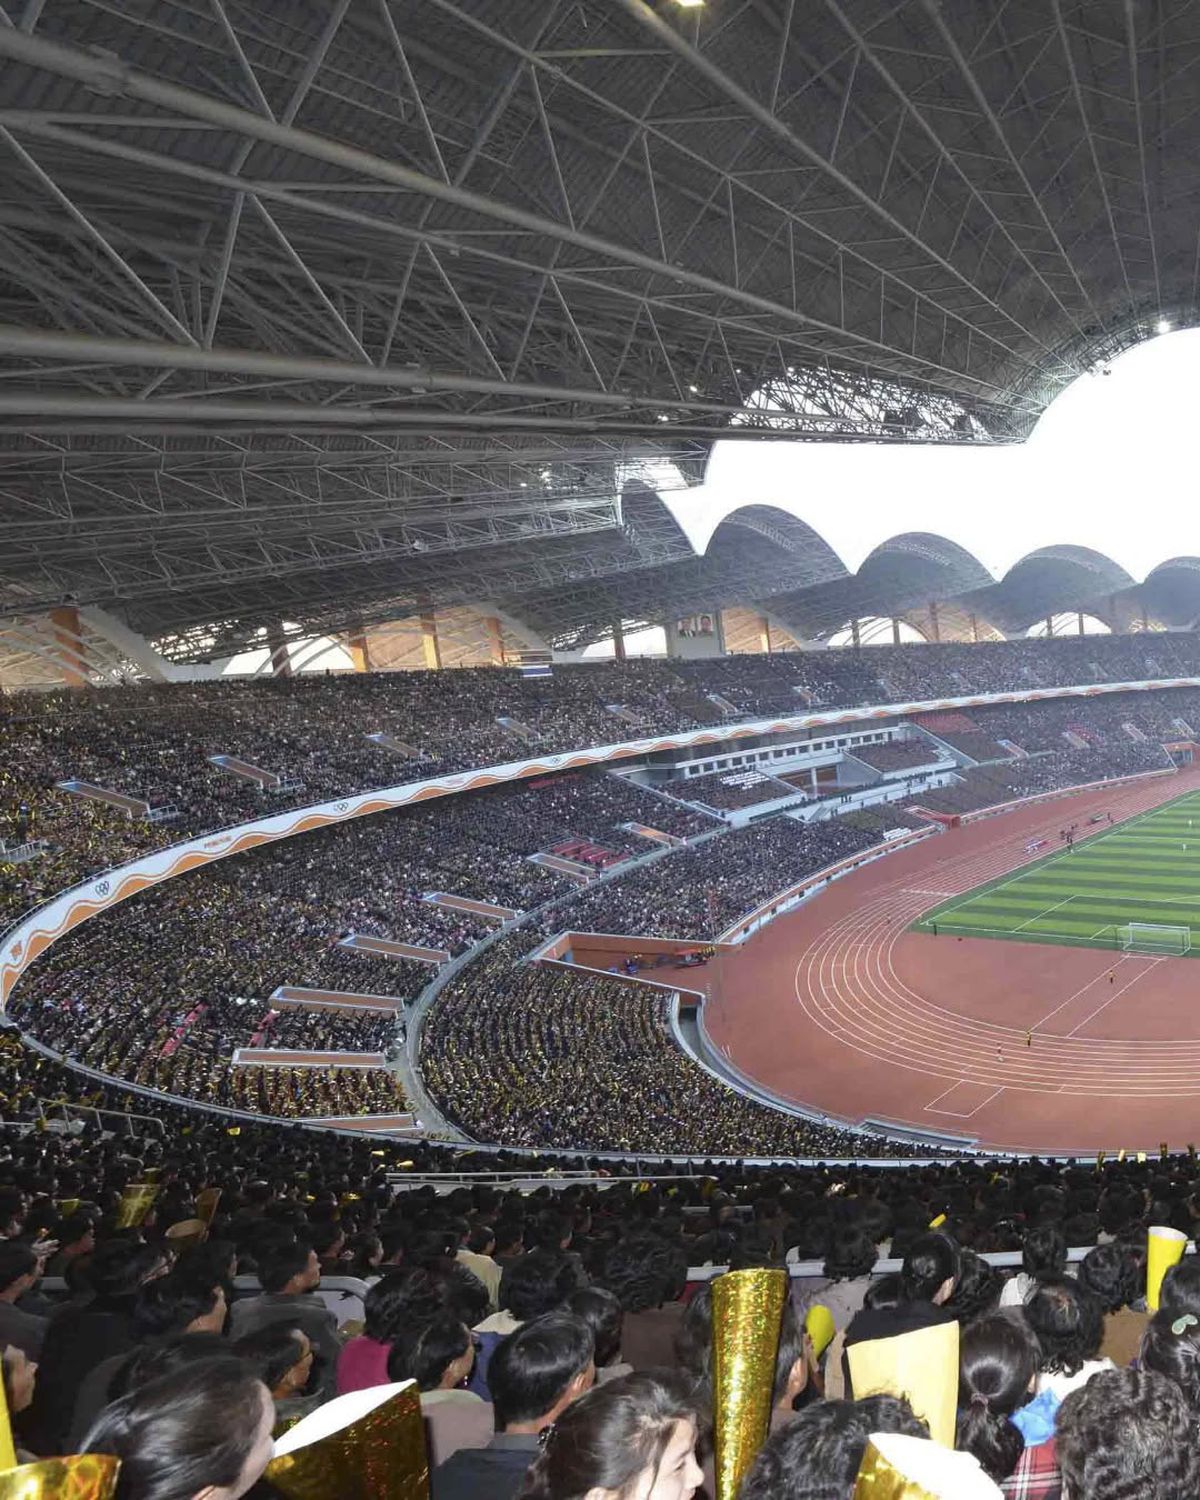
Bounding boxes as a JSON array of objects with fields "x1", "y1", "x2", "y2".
[{"x1": 2, "y1": 1, "x2": 1200, "y2": 658}]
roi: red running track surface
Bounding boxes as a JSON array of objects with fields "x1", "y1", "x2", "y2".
[{"x1": 703, "y1": 768, "x2": 1200, "y2": 1153}]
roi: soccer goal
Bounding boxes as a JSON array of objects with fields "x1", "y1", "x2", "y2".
[{"x1": 1117, "y1": 922, "x2": 1192, "y2": 955}]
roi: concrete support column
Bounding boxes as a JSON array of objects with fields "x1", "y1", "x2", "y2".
[
  {"x1": 49, "y1": 605, "x2": 87, "y2": 688},
  {"x1": 266, "y1": 621, "x2": 292, "y2": 678},
  {"x1": 420, "y1": 610, "x2": 442, "y2": 671},
  {"x1": 892, "y1": 617, "x2": 902, "y2": 645},
  {"x1": 970, "y1": 612, "x2": 980, "y2": 643},
  {"x1": 612, "y1": 621, "x2": 626, "y2": 661},
  {"x1": 757, "y1": 613, "x2": 771, "y2": 654},
  {"x1": 485, "y1": 616, "x2": 505, "y2": 666},
  {"x1": 1046, "y1": 614, "x2": 1055, "y2": 637},
  {"x1": 347, "y1": 626, "x2": 370, "y2": 673},
  {"x1": 850, "y1": 618, "x2": 861, "y2": 648},
  {"x1": 928, "y1": 599, "x2": 941, "y2": 643},
  {"x1": 1077, "y1": 611, "x2": 1086, "y2": 636}
]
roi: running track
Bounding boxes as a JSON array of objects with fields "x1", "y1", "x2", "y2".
[{"x1": 704, "y1": 767, "x2": 1200, "y2": 1153}]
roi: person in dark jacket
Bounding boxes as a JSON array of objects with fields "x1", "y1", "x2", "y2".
[
  {"x1": 227, "y1": 1242, "x2": 341, "y2": 1397},
  {"x1": 432, "y1": 1312, "x2": 595, "y2": 1500},
  {"x1": 842, "y1": 1232, "x2": 959, "y2": 1396}
]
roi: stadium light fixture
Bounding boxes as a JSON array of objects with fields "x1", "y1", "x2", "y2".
[
  {"x1": 674, "y1": 0, "x2": 705, "y2": 7},
  {"x1": 1157, "y1": 319, "x2": 1172, "y2": 334}
]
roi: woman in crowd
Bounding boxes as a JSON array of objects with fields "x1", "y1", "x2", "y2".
[
  {"x1": 955, "y1": 1314, "x2": 1059, "y2": 1498},
  {"x1": 1024, "y1": 1279, "x2": 1112, "y2": 1402},
  {"x1": 1000, "y1": 1225, "x2": 1069, "y2": 1309},
  {"x1": 337, "y1": 1268, "x2": 444, "y2": 1394},
  {"x1": 81, "y1": 1357, "x2": 276, "y2": 1500},
  {"x1": 516, "y1": 1371, "x2": 702, "y2": 1500},
  {"x1": 386, "y1": 1311, "x2": 493, "y2": 1466}
]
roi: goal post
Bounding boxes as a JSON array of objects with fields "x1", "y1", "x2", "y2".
[{"x1": 1117, "y1": 922, "x2": 1192, "y2": 955}]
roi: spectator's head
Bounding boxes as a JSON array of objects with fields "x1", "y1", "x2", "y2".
[
  {"x1": 488, "y1": 1312, "x2": 595, "y2": 1433},
  {"x1": 945, "y1": 1250, "x2": 1002, "y2": 1323},
  {"x1": 0, "y1": 1243, "x2": 37, "y2": 1303},
  {"x1": 1021, "y1": 1223, "x2": 1067, "y2": 1281},
  {"x1": 1076, "y1": 1241, "x2": 1139, "y2": 1314},
  {"x1": 863, "y1": 1273, "x2": 903, "y2": 1311},
  {"x1": 738, "y1": 1395, "x2": 928, "y2": 1500},
  {"x1": 90, "y1": 1240, "x2": 161, "y2": 1301},
  {"x1": 1057, "y1": 1367, "x2": 1200, "y2": 1500},
  {"x1": 363, "y1": 1268, "x2": 444, "y2": 1344},
  {"x1": 1159, "y1": 1254, "x2": 1200, "y2": 1319},
  {"x1": 603, "y1": 1238, "x2": 687, "y2": 1313},
  {"x1": 955, "y1": 1315, "x2": 1036, "y2": 1483},
  {"x1": 500, "y1": 1250, "x2": 579, "y2": 1323},
  {"x1": 823, "y1": 1227, "x2": 877, "y2": 1283},
  {"x1": 133, "y1": 1274, "x2": 227, "y2": 1339},
  {"x1": 1139, "y1": 1309, "x2": 1200, "y2": 1409},
  {"x1": 1024, "y1": 1278, "x2": 1104, "y2": 1377},
  {"x1": 565, "y1": 1287, "x2": 625, "y2": 1371},
  {"x1": 308, "y1": 1221, "x2": 345, "y2": 1264},
  {"x1": 466, "y1": 1225, "x2": 496, "y2": 1256},
  {"x1": 55, "y1": 1211, "x2": 96, "y2": 1258},
  {"x1": 258, "y1": 1242, "x2": 319, "y2": 1296},
  {"x1": 386, "y1": 1313, "x2": 475, "y2": 1393},
  {"x1": 81, "y1": 1356, "x2": 275, "y2": 1500},
  {"x1": 517, "y1": 1371, "x2": 700, "y2": 1500},
  {"x1": 899, "y1": 1234, "x2": 959, "y2": 1305},
  {"x1": 234, "y1": 1325, "x2": 315, "y2": 1401}
]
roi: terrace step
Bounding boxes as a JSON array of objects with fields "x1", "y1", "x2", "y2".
[
  {"x1": 423, "y1": 892, "x2": 518, "y2": 922},
  {"x1": 528, "y1": 851, "x2": 594, "y2": 884},
  {"x1": 208, "y1": 754, "x2": 302, "y2": 794},
  {"x1": 56, "y1": 779, "x2": 163, "y2": 820},
  {"x1": 337, "y1": 933, "x2": 450, "y2": 965},
  {"x1": 269, "y1": 985, "x2": 406, "y2": 1013},
  {"x1": 621, "y1": 821, "x2": 685, "y2": 848},
  {"x1": 232, "y1": 1048, "x2": 387, "y2": 1068},
  {"x1": 366, "y1": 732, "x2": 422, "y2": 758},
  {"x1": 297, "y1": 1113, "x2": 418, "y2": 1132}
]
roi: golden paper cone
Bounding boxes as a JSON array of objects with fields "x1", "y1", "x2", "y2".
[
  {"x1": 846, "y1": 1321, "x2": 959, "y2": 1447},
  {"x1": 1147, "y1": 1224, "x2": 1189, "y2": 1311},
  {"x1": 266, "y1": 1383, "x2": 427, "y2": 1500},
  {"x1": 805, "y1": 1303, "x2": 836, "y2": 1359},
  {"x1": 114, "y1": 1184, "x2": 158, "y2": 1231},
  {"x1": 54, "y1": 1201, "x2": 80, "y2": 1219},
  {"x1": 853, "y1": 1434, "x2": 1003, "y2": 1499},
  {"x1": 711, "y1": 1268, "x2": 788, "y2": 1500},
  {"x1": 0, "y1": 1455, "x2": 120, "y2": 1500},
  {"x1": 194, "y1": 1187, "x2": 221, "y2": 1226},
  {"x1": 0, "y1": 1347, "x2": 14, "y2": 1471}
]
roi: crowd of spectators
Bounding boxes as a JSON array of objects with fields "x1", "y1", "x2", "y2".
[
  {"x1": 6, "y1": 638, "x2": 1200, "y2": 926},
  {"x1": 661, "y1": 768, "x2": 793, "y2": 811},
  {"x1": 0, "y1": 1026, "x2": 1198, "y2": 1497},
  {"x1": 903, "y1": 742, "x2": 1171, "y2": 817},
  {"x1": 847, "y1": 739, "x2": 948, "y2": 774}
]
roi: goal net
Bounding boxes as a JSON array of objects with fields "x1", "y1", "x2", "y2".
[{"x1": 1117, "y1": 922, "x2": 1192, "y2": 955}]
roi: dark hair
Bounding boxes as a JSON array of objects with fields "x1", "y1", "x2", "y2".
[
  {"x1": 823, "y1": 1227, "x2": 877, "y2": 1282},
  {"x1": 56, "y1": 1212, "x2": 95, "y2": 1248},
  {"x1": 0, "y1": 1242, "x2": 35, "y2": 1294},
  {"x1": 81, "y1": 1357, "x2": 271, "y2": 1500},
  {"x1": 363, "y1": 1267, "x2": 445, "y2": 1344},
  {"x1": 1077, "y1": 1241, "x2": 1138, "y2": 1315},
  {"x1": 112, "y1": 1335, "x2": 230, "y2": 1404},
  {"x1": 945, "y1": 1250, "x2": 1002, "y2": 1323},
  {"x1": 863, "y1": 1273, "x2": 903, "y2": 1311},
  {"x1": 900, "y1": 1233, "x2": 960, "y2": 1303},
  {"x1": 1024, "y1": 1278, "x2": 1104, "y2": 1376},
  {"x1": 235, "y1": 1324, "x2": 310, "y2": 1391},
  {"x1": 1021, "y1": 1224, "x2": 1067, "y2": 1281},
  {"x1": 257, "y1": 1241, "x2": 312, "y2": 1295},
  {"x1": 517, "y1": 1371, "x2": 696, "y2": 1500},
  {"x1": 1159, "y1": 1255, "x2": 1200, "y2": 1319},
  {"x1": 307, "y1": 1221, "x2": 344, "y2": 1258},
  {"x1": 132, "y1": 1273, "x2": 222, "y2": 1339},
  {"x1": 673, "y1": 1284, "x2": 712, "y2": 1386},
  {"x1": 488, "y1": 1312, "x2": 594, "y2": 1430},
  {"x1": 90, "y1": 1240, "x2": 154, "y2": 1301},
  {"x1": 955, "y1": 1315, "x2": 1035, "y2": 1481},
  {"x1": 500, "y1": 1250, "x2": 579, "y2": 1323},
  {"x1": 1139, "y1": 1309, "x2": 1200, "y2": 1408},
  {"x1": 603, "y1": 1237, "x2": 687, "y2": 1313},
  {"x1": 387, "y1": 1314, "x2": 471, "y2": 1391},
  {"x1": 1057, "y1": 1367, "x2": 1200, "y2": 1500},
  {"x1": 565, "y1": 1287, "x2": 624, "y2": 1370},
  {"x1": 739, "y1": 1395, "x2": 928, "y2": 1500},
  {"x1": 467, "y1": 1225, "x2": 496, "y2": 1255}
]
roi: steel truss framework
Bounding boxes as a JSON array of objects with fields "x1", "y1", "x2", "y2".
[{"x1": 0, "y1": 2, "x2": 1198, "y2": 656}]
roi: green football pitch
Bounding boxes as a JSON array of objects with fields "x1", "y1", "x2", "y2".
[{"x1": 911, "y1": 789, "x2": 1200, "y2": 955}]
